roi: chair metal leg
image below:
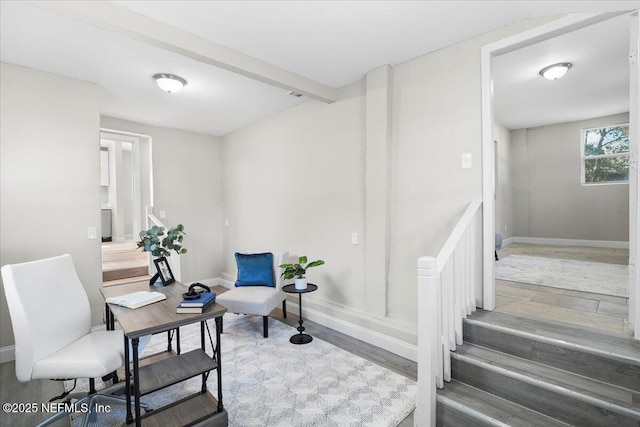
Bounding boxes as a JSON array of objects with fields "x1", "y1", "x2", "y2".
[
  {"x1": 282, "y1": 299, "x2": 287, "y2": 318},
  {"x1": 263, "y1": 316, "x2": 269, "y2": 338},
  {"x1": 36, "y1": 406, "x2": 73, "y2": 427},
  {"x1": 37, "y1": 381, "x2": 150, "y2": 427},
  {"x1": 81, "y1": 393, "x2": 149, "y2": 427}
]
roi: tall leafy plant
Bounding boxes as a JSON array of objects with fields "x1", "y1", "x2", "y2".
[{"x1": 137, "y1": 224, "x2": 187, "y2": 257}]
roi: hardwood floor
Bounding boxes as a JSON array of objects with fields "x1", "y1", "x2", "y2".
[
  {"x1": 495, "y1": 243, "x2": 632, "y2": 336},
  {"x1": 0, "y1": 283, "x2": 416, "y2": 427},
  {"x1": 4, "y1": 244, "x2": 626, "y2": 426},
  {"x1": 0, "y1": 361, "x2": 70, "y2": 426}
]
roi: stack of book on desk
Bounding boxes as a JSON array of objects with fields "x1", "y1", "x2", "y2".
[{"x1": 177, "y1": 291, "x2": 216, "y2": 314}]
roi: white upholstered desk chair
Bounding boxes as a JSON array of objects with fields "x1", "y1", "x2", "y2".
[
  {"x1": 217, "y1": 252, "x2": 289, "y2": 338},
  {"x1": 1, "y1": 254, "x2": 140, "y2": 427}
]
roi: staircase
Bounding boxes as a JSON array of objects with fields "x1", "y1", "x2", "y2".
[
  {"x1": 437, "y1": 310, "x2": 640, "y2": 426},
  {"x1": 102, "y1": 249, "x2": 149, "y2": 283}
]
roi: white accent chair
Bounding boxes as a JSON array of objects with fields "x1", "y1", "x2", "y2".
[
  {"x1": 216, "y1": 252, "x2": 288, "y2": 338},
  {"x1": 1, "y1": 254, "x2": 141, "y2": 426}
]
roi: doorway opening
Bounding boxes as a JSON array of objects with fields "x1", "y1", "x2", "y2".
[
  {"x1": 99, "y1": 129, "x2": 153, "y2": 285},
  {"x1": 482, "y1": 12, "x2": 639, "y2": 338}
]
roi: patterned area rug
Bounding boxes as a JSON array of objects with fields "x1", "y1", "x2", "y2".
[
  {"x1": 67, "y1": 314, "x2": 416, "y2": 426},
  {"x1": 495, "y1": 255, "x2": 629, "y2": 297}
]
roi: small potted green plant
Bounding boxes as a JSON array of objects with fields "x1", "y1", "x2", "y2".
[
  {"x1": 137, "y1": 224, "x2": 187, "y2": 257},
  {"x1": 280, "y1": 255, "x2": 324, "y2": 290},
  {"x1": 137, "y1": 224, "x2": 186, "y2": 285}
]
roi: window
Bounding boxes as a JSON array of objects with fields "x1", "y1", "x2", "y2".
[{"x1": 581, "y1": 124, "x2": 629, "y2": 184}]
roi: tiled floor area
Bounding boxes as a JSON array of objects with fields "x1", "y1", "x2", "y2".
[{"x1": 495, "y1": 243, "x2": 632, "y2": 336}]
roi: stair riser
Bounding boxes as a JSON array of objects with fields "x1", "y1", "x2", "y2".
[
  {"x1": 463, "y1": 322, "x2": 640, "y2": 392},
  {"x1": 102, "y1": 266, "x2": 149, "y2": 282},
  {"x1": 436, "y1": 400, "x2": 495, "y2": 427},
  {"x1": 451, "y1": 357, "x2": 640, "y2": 427}
]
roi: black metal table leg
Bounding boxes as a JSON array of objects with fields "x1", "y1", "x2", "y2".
[
  {"x1": 282, "y1": 284, "x2": 316, "y2": 344},
  {"x1": 132, "y1": 337, "x2": 141, "y2": 426},
  {"x1": 124, "y1": 335, "x2": 132, "y2": 424},
  {"x1": 290, "y1": 292, "x2": 313, "y2": 344},
  {"x1": 215, "y1": 317, "x2": 223, "y2": 412}
]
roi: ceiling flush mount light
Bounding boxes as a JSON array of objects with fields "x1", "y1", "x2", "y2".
[
  {"x1": 153, "y1": 73, "x2": 187, "y2": 93},
  {"x1": 539, "y1": 63, "x2": 572, "y2": 80}
]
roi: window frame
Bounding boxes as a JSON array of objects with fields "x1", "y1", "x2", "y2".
[{"x1": 580, "y1": 123, "x2": 630, "y2": 186}]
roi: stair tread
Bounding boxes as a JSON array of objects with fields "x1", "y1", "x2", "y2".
[
  {"x1": 438, "y1": 380, "x2": 571, "y2": 427},
  {"x1": 468, "y1": 310, "x2": 640, "y2": 362},
  {"x1": 455, "y1": 343, "x2": 640, "y2": 413}
]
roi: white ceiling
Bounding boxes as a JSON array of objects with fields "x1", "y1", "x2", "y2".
[
  {"x1": 494, "y1": 13, "x2": 631, "y2": 129},
  {"x1": 1, "y1": 1, "x2": 639, "y2": 136}
]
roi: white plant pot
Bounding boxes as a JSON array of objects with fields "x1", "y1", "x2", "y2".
[{"x1": 295, "y1": 277, "x2": 307, "y2": 290}]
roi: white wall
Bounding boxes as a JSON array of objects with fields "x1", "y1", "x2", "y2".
[
  {"x1": 100, "y1": 117, "x2": 224, "y2": 282},
  {"x1": 221, "y1": 17, "x2": 555, "y2": 345},
  {"x1": 387, "y1": 17, "x2": 554, "y2": 323},
  {"x1": 0, "y1": 62, "x2": 102, "y2": 348},
  {"x1": 511, "y1": 113, "x2": 630, "y2": 242},
  {"x1": 0, "y1": 15, "x2": 559, "y2": 351},
  {"x1": 221, "y1": 81, "x2": 377, "y2": 324}
]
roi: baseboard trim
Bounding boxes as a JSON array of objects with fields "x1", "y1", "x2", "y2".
[
  {"x1": 219, "y1": 278, "x2": 234, "y2": 289},
  {"x1": 511, "y1": 236, "x2": 629, "y2": 249},
  {"x1": 286, "y1": 300, "x2": 417, "y2": 362},
  {"x1": 186, "y1": 278, "x2": 220, "y2": 288},
  {"x1": 0, "y1": 345, "x2": 15, "y2": 364},
  {"x1": 503, "y1": 236, "x2": 516, "y2": 247},
  {"x1": 216, "y1": 277, "x2": 417, "y2": 361}
]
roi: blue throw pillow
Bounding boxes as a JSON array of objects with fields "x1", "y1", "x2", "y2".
[{"x1": 235, "y1": 252, "x2": 275, "y2": 287}]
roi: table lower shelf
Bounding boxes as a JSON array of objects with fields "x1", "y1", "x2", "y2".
[
  {"x1": 141, "y1": 392, "x2": 227, "y2": 427},
  {"x1": 138, "y1": 349, "x2": 217, "y2": 396}
]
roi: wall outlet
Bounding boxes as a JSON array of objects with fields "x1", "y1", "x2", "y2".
[
  {"x1": 87, "y1": 227, "x2": 97, "y2": 240},
  {"x1": 159, "y1": 210, "x2": 166, "y2": 219},
  {"x1": 504, "y1": 225, "x2": 508, "y2": 231},
  {"x1": 352, "y1": 232, "x2": 358, "y2": 245},
  {"x1": 225, "y1": 219, "x2": 229, "y2": 226}
]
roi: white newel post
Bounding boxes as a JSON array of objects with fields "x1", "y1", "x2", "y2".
[
  {"x1": 415, "y1": 199, "x2": 482, "y2": 426},
  {"x1": 416, "y1": 256, "x2": 439, "y2": 427}
]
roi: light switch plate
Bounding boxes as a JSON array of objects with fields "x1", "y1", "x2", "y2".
[
  {"x1": 87, "y1": 227, "x2": 97, "y2": 240},
  {"x1": 461, "y1": 153, "x2": 472, "y2": 169}
]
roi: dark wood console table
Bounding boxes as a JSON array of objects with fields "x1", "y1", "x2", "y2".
[{"x1": 102, "y1": 281, "x2": 228, "y2": 426}]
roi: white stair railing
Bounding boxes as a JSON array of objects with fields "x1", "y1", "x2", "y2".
[
  {"x1": 415, "y1": 199, "x2": 482, "y2": 426},
  {"x1": 146, "y1": 206, "x2": 182, "y2": 282}
]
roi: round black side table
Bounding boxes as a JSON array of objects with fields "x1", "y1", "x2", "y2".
[{"x1": 282, "y1": 283, "x2": 317, "y2": 344}]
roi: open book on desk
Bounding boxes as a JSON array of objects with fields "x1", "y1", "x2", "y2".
[{"x1": 105, "y1": 291, "x2": 166, "y2": 309}]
